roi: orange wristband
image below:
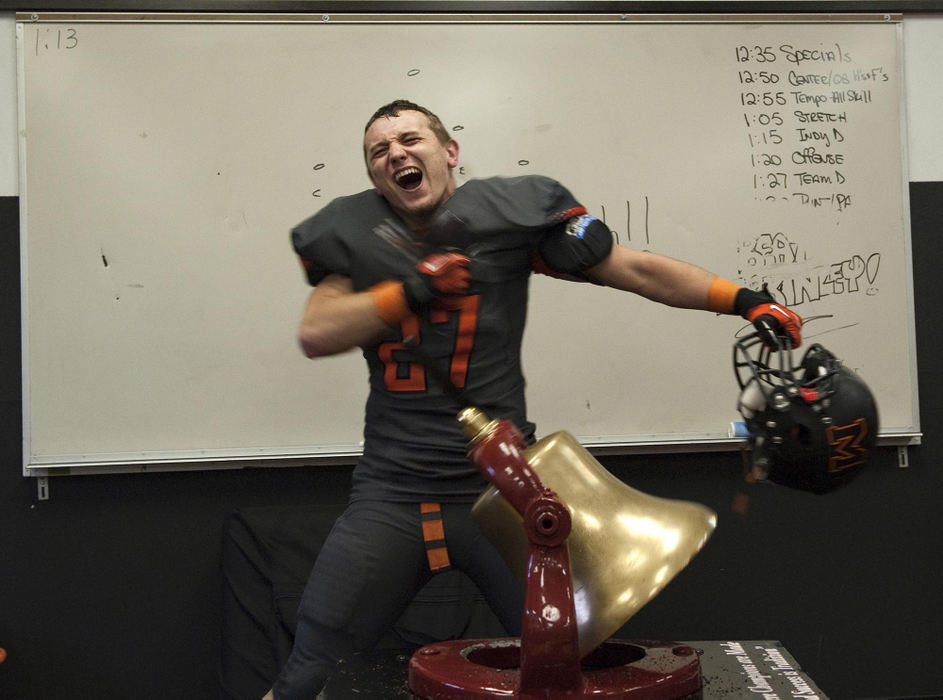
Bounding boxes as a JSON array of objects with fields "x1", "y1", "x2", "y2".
[
  {"x1": 707, "y1": 277, "x2": 742, "y2": 314},
  {"x1": 369, "y1": 280, "x2": 411, "y2": 325}
]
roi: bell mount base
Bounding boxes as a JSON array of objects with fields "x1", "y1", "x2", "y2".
[{"x1": 408, "y1": 638, "x2": 703, "y2": 699}]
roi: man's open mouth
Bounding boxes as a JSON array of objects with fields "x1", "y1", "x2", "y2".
[{"x1": 394, "y1": 167, "x2": 423, "y2": 191}]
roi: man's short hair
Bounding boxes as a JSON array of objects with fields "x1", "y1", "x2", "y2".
[{"x1": 364, "y1": 99, "x2": 450, "y2": 145}]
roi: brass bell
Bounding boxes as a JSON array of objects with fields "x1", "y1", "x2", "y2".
[{"x1": 465, "y1": 408, "x2": 717, "y2": 658}]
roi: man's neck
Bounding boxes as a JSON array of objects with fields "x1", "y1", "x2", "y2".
[{"x1": 398, "y1": 181, "x2": 459, "y2": 235}]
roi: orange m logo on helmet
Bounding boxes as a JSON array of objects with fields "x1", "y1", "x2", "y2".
[{"x1": 827, "y1": 419, "x2": 871, "y2": 474}]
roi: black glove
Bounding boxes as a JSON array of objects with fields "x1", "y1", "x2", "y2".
[
  {"x1": 402, "y1": 252, "x2": 471, "y2": 312},
  {"x1": 735, "y1": 284, "x2": 803, "y2": 348}
]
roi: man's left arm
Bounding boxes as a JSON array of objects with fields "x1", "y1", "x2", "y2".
[
  {"x1": 585, "y1": 244, "x2": 804, "y2": 347},
  {"x1": 585, "y1": 244, "x2": 717, "y2": 308}
]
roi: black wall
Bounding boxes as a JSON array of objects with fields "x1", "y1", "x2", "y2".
[{"x1": 1, "y1": 185, "x2": 942, "y2": 699}]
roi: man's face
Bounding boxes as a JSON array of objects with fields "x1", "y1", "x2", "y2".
[{"x1": 364, "y1": 110, "x2": 459, "y2": 230}]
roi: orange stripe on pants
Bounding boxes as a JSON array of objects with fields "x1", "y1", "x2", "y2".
[{"x1": 420, "y1": 502, "x2": 451, "y2": 572}]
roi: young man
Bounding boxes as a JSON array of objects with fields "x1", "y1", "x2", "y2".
[{"x1": 264, "y1": 99, "x2": 801, "y2": 699}]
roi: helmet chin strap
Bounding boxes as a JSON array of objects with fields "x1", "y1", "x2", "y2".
[
  {"x1": 737, "y1": 379, "x2": 767, "y2": 420},
  {"x1": 737, "y1": 381, "x2": 775, "y2": 482},
  {"x1": 749, "y1": 436, "x2": 772, "y2": 483}
]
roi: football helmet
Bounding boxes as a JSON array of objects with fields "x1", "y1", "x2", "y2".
[{"x1": 733, "y1": 331, "x2": 879, "y2": 494}]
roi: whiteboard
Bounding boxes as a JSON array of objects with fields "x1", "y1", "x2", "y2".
[{"x1": 16, "y1": 13, "x2": 919, "y2": 474}]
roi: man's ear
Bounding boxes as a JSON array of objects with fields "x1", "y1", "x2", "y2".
[{"x1": 446, "y1": 139, "x2": 460, "y2": 169}]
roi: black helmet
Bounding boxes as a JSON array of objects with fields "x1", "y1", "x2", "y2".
[{"x1": 733, "y1": 332, "x2": 879, "y2": 494}]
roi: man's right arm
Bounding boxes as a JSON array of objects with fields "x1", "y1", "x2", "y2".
[
  {"x1": 297, "y1": 251, "x2": 472, "y2": 358},
  {"x1": 297, "y1": 273, "x2": 394, "y2": 358}
]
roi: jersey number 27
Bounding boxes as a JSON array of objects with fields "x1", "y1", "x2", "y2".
[{"x1": 378, "y1": 295, "x2": 481, "y2": 392}]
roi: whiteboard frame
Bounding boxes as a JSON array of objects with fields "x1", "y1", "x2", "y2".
[
  {"x1": 14, "y1": 11, "x2": 905, "y2": 23},
  {"x1": 16, "y1": 12, "x2": 920, "y2": 476}
]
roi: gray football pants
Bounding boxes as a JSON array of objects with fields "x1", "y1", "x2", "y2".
[{"x1": 272, "y1": 499, "x2": 524, "y2": 699}]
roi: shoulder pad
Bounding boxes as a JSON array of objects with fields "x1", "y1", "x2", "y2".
[{"x1": 291, "y1": 190, "x2": 391, "y2": 285}]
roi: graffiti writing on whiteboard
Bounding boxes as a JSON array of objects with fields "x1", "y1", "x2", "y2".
[
  {"x1": 739, "y1": 231, "x2": 880, "y2": 306},
  {"x1": 739, "y1": 231, "x2": 808, "y2": 268}
]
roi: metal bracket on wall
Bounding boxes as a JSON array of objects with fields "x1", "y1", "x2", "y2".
[
  {"x1": 898, "y1": 446, "x2": 909, "y2": 468},
  {"x1": 36, "y1": 477, "x2": 49, "y2": 501}
]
